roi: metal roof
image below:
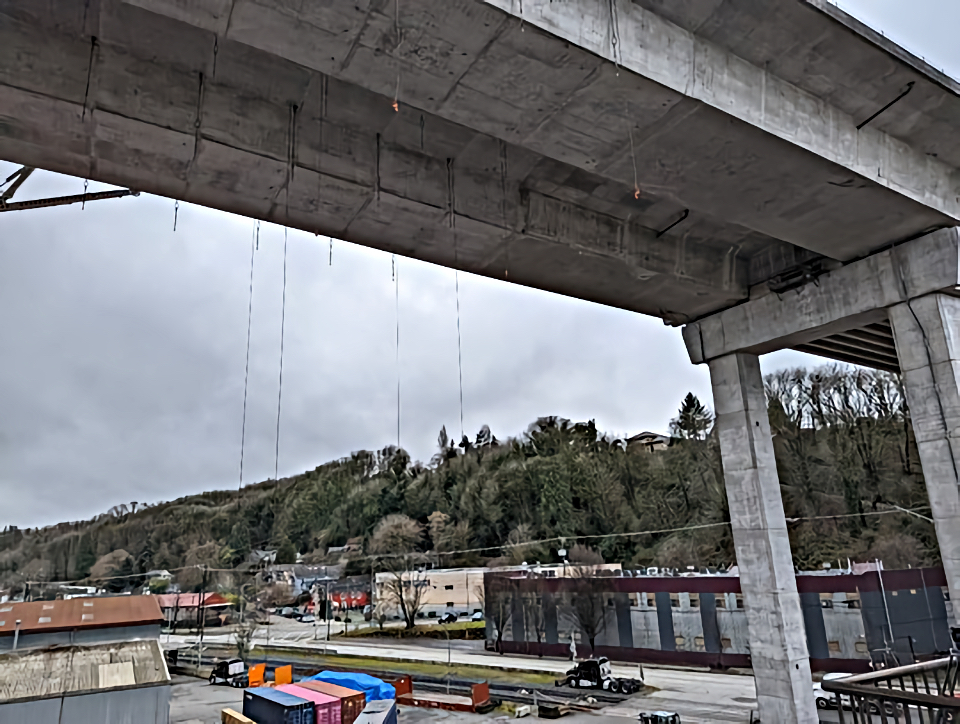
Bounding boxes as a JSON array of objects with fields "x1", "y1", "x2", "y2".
[
  {"x1": 0, "y1": 596, "x2": 162, "y2": 637},
  {"x1": 0, "y1": 639, "x2": 170, "y2": 704},
  {"x1": 154, "y1": 592, "x2": 231, "y2": 609}
]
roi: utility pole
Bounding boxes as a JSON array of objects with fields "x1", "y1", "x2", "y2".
[{"x1": 198, "y1": 565, "x2": 208, "y2": 665}]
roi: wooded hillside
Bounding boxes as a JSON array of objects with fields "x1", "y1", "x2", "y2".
[{"x1": 0, "y1": 365, "x2": 938, "y2": 594}]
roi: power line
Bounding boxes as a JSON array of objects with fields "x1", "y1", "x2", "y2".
[{"x1": 20, "y1": 506, "x2": 933, "y2": 587}]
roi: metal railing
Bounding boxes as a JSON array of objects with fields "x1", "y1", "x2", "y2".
[{"x1": 822, "y1": 653, "x2": 960, "y2": 723}]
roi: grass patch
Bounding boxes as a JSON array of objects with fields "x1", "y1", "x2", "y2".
[
  {"x1": 341, "y1": 621, "x2": 485, "y2": 640},
  {"x1": 248, "y1": 646, "x2": 557, "y2": 686}
]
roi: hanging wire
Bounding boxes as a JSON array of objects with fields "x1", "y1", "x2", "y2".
[
  {"x1": 81, "y1": 179, "x2": 88, "y2": 210},
  {"x1": 274, "y1": 227, "x2": 289, "y2": 481},
  {"x1": 447, "y1": 158, "x2": 465, "y2": 440},
  {"x1": 173, "y1": 200, "x2": 180, "y2": 231},
  {"x1": 238, "y1": 220, "x2": 257, "y2": 489},
  {"x1": 626, "y1": 102, "x2": 641, "y2": 199},
  {"x1": 609, "y1": 0, "x2": 622, "y2": 74},
  {"x1": 392, "y1": 0, "x2": 402, "y2": 112},
  {"x1": 256, "y1": 220, "x2": 260, "y2": 251},
  {"x1": 328, "y1": 236, "x2": 332, "y2": 266},
  {"x1": 455, "y1": 270, "x2": 464, "y2": 441},
  {"x1": 394, "y1": 255, "x2": 401, "y2": 449}
]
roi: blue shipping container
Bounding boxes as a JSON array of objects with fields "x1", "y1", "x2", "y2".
[
  {"x1": 244, "y1": 686, "x2": 315, "y2": 724},
  {"x1": 354, "y1": 699, "x2": 397, "y2": 724}
]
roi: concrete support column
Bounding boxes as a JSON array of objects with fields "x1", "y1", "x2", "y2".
[
  {"x1": 889, "y1": 294, "x2": 960, "y2": 622},
  {"x1": 709, "y1": 353, "x2": 817, "y2": 723}
]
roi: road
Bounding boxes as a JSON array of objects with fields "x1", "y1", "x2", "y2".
[{"x1": 166, "y1": 621, "x2": 759, "y2": 723}]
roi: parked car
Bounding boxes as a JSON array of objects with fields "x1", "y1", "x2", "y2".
[
  {"x1": 438, "y1": 612, "x2": 458, "y2": 624},
  {"x1": 471, "y1": 611, "x2": 483, "y2": 621},
  {"x1": 299, "y1": 614, "x2": 316, "y2": 624}
]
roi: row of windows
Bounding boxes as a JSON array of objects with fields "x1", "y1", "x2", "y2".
[{"x1": 623, "y1": 593, "x2": 746, "y2": 609}]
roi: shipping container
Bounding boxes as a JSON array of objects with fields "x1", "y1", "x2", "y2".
[
  {"x1": 295, "y1": 680, "x2": 366, "y2": 724},
  {"x1": 222, "y1": 708, "x2": 256, "y2": 724},
  {"x1": 243, "y1": 686, "x2": 314, "y2": 724},
  {"x1": 355, "y1": 698, "x2": 397, "y2": 724},
  {"x1": 278, "y1": 683, "x2": 339, "y2": 724}
]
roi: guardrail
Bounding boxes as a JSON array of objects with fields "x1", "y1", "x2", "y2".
[{"x1": 822, "y1": 653, "x2": 960, "y2": 722}]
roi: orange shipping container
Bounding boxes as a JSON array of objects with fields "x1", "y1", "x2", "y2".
[{"x1": 295, "y1": 681, "x2": 367, "y2": 724}]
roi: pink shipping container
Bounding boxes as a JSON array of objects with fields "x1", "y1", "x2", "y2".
[{"x1": 276, "y1": 684, "x2": 340, "y2": 724}]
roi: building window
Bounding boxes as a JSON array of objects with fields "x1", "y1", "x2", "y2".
[
  {"x1": 444, "y1": 585, "x2": 454, "y2": 590},
  {"x1": 675, "y1": 636, "x2": 685, "y2": 647},
  {"x1": 446, "y1": 602, "x2": 455, "y2": 608},
  {"x1": 721, "y1": 638, "x2": 732, "y2": 650},
  {"x1": 670, "y1": 593, "x2": 680, "y2": 608},
  {"x1": 646, "y1": 593, "x2": 656, "y2": 608},
  {"x1": 689, "y1": 593, "x2": 700, "y2": 609},
  {"x1": 628, "y1": 594, "x2": 638, "y2": 606},
  {"x1": 608, "y1": 598, "x2": 615, "y2": 607},
  {"x1": 855, "y1": 641, "x2": 869, "y2": 654},
  {"x1": 735, "y1": 594, "x2": 745, "y2": 609},
  {"x1": 846, "y1": 592, "x2": 861, "y2": 609},
  {"x1": 820, "y1": 593, "x2": 834, "y2": 609},
  {"x1": 694, "y1": 636, "x2": 705, "y2": 648},
  {"x1": 38, "y1": 617, "x2": 51, "y2": 623},
  {"x1": 828, "y1": 641, "x2": 841, "y2": 653},
  {"x1": 715, "y1": 595, "x2": 726, "y2": 609}
]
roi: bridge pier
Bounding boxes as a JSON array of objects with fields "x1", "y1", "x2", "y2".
[
  {"x1": 684, "y1": 228, "x2": 960, "y2": 717},
  {"x1": 708, "y1": 352, "x2": 818, "y2": 723},
  {"x1": 889, "y1": 294, "x2": 960, "y2": 623}
]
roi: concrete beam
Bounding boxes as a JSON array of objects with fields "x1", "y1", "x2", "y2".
[
  {"x1": 0, "y1": 7, "x2": 745, "y2": 318},
  {"x1": 109, "y1": 0, "x2": 958, "y2": 262},
  {"x1": 889, "y1": 295, "x2": 960, "y2": 622},
  {"x1": 485, "y1": 0, "x2": 960, "y2": 228},
  {"x1": 683, "y1": 227, "x2": 960, "y2": 364}
]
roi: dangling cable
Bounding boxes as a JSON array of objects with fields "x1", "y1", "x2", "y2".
[
  {"x1": 627, "y1": 102, "x2": 640, "y2": 200},
  {"x1": 328, "y1": 236, "x2": 332, "y2": 266},
  {"x1": 82, "y1": 179, "x2": 88, "y2": 210},
  {"x1": 393, "y1": 0, "x2": 402, "y2": 112},
  {"x1": 609, "y1": 0, "x2": 622, "y2": 74},
  {"x1": 447, "y1": 158, "x2": 465, "y2": 440},
  {"x1": 238, "y1": 221, "x2": 257, "y2": 489},
  {"x1": 173, "y1": 200, "x2": 180, "y2": 231},
  {"x1": 274, "y1": 227, "x2": 289, "y2": 481},
  {"x1": 394, "y1": 255, "x2": 401, "y2": 449},
  {"x1": 455, "y1": 270, "x2": 464, "y2": 441}
]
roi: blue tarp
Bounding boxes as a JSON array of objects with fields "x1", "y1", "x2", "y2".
[{"x1": 302, "y1": 671, "x2": 395, "y2": 701}]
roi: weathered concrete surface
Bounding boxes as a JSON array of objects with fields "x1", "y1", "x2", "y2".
[
  {"x1": 2, "y1": 0, "x2": 960, "y2": 325},
  {"x1": 889, "y1": 294, "x2": 960, "y2": 623},
  {"x1": 683, "y1": 227, "x2": 960, "y2": 363},
  {"x1": 709, "y1": 352, "x2": 818, "y2": 723}
]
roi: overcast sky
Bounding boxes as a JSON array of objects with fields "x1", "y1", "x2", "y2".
[{"x1": 2, "y1": 0, "x2": 957, "y2": 530}]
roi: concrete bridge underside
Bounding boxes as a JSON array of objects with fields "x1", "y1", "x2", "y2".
[{"x1": 4, "y1": 1, "x2": 960, "y2": 721}]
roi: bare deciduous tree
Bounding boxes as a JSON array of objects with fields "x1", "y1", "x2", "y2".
[{"x1": 370, "y1": 514, "x2": 429, "y2": 629}]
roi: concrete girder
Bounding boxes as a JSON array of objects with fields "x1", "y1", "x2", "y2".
[
  {"x1": 105, "y1": 0, "x2": 960, "y2": 264},
  {"x1": 481, "y1": 0, "x2": 960, "y2": 254},
  {"x1": 682, "y1": 227, "x2": 960, "y2": 364},
  {"x1": 0, "y1": 8, "x2": 747, "y2": 318}
]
